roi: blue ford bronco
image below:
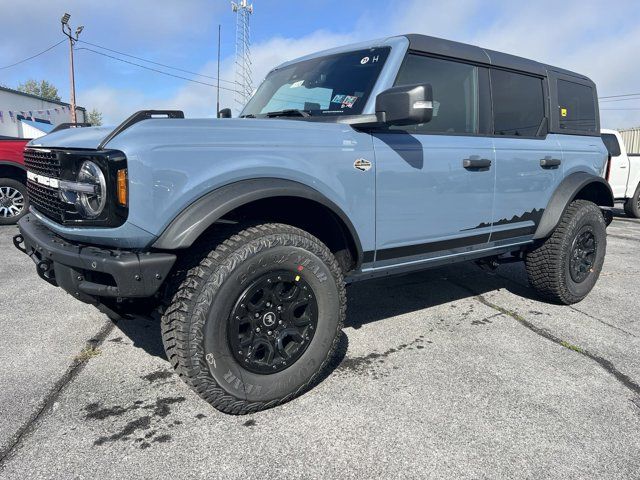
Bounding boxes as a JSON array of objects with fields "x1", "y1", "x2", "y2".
[{"x1": 14, "y1": 34, "x2": 613, "y2": 414}]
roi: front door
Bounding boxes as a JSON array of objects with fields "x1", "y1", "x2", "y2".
[{"x1": 373, "y1": 54, "x2": 495, "y2": 265}]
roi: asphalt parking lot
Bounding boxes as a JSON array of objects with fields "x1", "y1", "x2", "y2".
[{"x1": 0, "y1": 210, "x2": 639, "y2": 479}]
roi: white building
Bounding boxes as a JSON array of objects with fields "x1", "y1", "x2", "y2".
[{"x1": 0, "y1": 86, "x2": 87, "y2": 138}]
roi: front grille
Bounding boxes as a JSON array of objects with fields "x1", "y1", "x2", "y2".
[
  {"x1": 27, "y1": 180, "x2": 64, "y2": 222},
  {"x1": 24, "y1": 149, "x2": 62, "y2": 178}
]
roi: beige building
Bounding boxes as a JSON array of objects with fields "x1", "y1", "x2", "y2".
[{"x1": 618, "y1": 127, "x2": 640, "y2": 154}]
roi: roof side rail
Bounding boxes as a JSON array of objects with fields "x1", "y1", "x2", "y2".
[
  {"x1": 50, "y1": 122, "x2": 93, "y2": 133},
  {"x1": 97, "y1": 110, "x2": 184, "y2": 150}
]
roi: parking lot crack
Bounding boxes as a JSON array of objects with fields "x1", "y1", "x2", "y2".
[
  {"x1": 0, "y1": 320, "x2": 114, "y2": 469},
  {"x1": 449, "y1": 280, "x2": 640, "y2": 397},
  {"x1": 569, "y1": 305, "x2": 638, "y2": 338}
]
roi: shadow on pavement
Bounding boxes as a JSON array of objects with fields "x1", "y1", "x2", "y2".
[{"x1": 109, "y1": 260, "x2": 541, "y2": 383}]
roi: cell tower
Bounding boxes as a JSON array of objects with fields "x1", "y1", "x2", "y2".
[{"x1": 231, "y1": 0, "x2": 254, "y2": 109}]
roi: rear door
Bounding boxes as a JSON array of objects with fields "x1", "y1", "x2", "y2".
[
  {"x1": 490, "y1": 69, "x2": 562, "y2": 241},
  {"x1": 373, "y1": 54, "x2": 495, "y2": 265}
]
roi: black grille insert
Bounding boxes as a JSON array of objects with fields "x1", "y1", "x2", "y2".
[
  {"x1": 27, "y1": 180, "x2": 64, "y2": 222},
  {"x1": 24, "y1": 149, "x2": 62, "y2": 178}
]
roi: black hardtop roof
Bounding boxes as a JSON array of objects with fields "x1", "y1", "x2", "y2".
[{"x1": 404, "y1": 34, "x2": 591, "y2": 82}]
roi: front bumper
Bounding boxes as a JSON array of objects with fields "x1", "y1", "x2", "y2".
[{"x1": 14, "y1": 214, "x2": 176, "y2": 303}]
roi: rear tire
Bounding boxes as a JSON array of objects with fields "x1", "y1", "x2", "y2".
[
  {"x1": 623, "y1": 184, "x2": 640, "y2": 218},
  {"x1": 525, "y1": 200, "x2": 606, "y2": 305},
  {"x1": 161, "y1": 223, "x2": 346, "y2": 414},
  {"x1": 0, "y1": 178, "x2": 28, "y2": 225}
]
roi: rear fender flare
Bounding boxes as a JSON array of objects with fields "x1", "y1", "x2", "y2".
[{"x1": 534, "y1": 172, "x2": 614, "y2": 239}]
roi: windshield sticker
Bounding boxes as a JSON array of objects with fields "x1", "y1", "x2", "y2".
[
  {"x1": 560, "y1": 107, "x2": 568, "y2": 117},
  {"x1": 360, "y1": 56, "x2": 370, "y2": 65},
  {"x1": 332, "y1": 94, "x2": 346, "y2": 104},
  {"x1": 341, "y1": 95, "x2": 358, "y2": 108},
  {"x1": 290, "y1": 80, "x2": 305, "y2": 88}
]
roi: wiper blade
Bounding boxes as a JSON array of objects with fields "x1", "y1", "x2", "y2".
[
  {"x1": 240, "y1": 114, "x2": 256, "y2": 118},
  {"x1": 264, "y1": 109, "x2": 311, "y2": 118}
]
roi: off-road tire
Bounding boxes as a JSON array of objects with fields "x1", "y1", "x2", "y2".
[
  {"x1": 525, "y1": 200, "x2": 606, "y2": 305},
  {"x1": 623, "y1": 184, "x2": 640, "y2": 218},
  {"x1": 0, "y1": 178, "x2": 28, "y2": 225},
  {"x1": 161, "y1": 223, "x2": 346, "y2": 414}
]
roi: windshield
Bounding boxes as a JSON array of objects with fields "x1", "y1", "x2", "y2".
[{"x1": 241, "y1": 47, "x2": 391, "y2": 118}]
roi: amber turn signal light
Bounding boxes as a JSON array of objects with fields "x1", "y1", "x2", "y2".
[{"x1": 116, "y1": 169, "x2": 128, "y2": 207}]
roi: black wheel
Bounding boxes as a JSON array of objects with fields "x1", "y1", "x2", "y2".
[
  {"x1": 623, "y1": 184, "x2": 640, "y2": 218},
  {"x1": 525, "y1": 200, "x2": 607, "y2": 304},
  {"x1": 0, "y1": 178, "x2": 28, "y2": 225},
  {"x1": 161, "y1": 223, "x2": 345, "y2": 414}
]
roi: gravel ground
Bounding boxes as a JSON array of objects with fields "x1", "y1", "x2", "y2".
[{"x1": 0, "y1": 210, "x2": 639, "y2": 479}]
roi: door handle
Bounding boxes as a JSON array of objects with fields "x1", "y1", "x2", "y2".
[
  {"x1": 463, "y1": 158, "x2": 492, "y2": 169},
  {"x1": 540, "y1": 156, "x2": 561, "y2": 168}
]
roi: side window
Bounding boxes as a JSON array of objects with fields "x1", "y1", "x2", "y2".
[
  {"x1": 557, "y1": 80, "x2": 597, "y2": 132},
  {"x1": 601, "y1": 133, "x2": 622, "y2": 157},
  {"x1": 491, "y1": 70, "x2": 545, "y2": 137},
  {"x1": 393, "y1": 54, "x2": 478, "y2": 134}
]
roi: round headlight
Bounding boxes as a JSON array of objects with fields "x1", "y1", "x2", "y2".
[{"x1": 76, "y1": 160, "x2": 107, "y2": 218}]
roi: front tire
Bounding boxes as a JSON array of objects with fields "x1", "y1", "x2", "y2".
[
  {"x1": 623, "y1": 184, "x2": 640, "y2": 218},
  {"x1": 161, "y1": 223, "x2": 346, "y2": 414},
  {"x1": 525, "y1": 200, "x2": 606, "y2": 304},
  {"x1": 0, "y1": 178, "x2": 28, "y2": 225}
]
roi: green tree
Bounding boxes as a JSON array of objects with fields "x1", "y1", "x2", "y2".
[
  {"x1": 87, "y1": 108, "x2": 103, "y2": 126},
  {"x1": 16, "y1": 79, "x2": 61, "y2": 101}
]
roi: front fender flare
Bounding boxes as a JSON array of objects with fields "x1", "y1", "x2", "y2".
[
  {"x1": 153, "y1": 178, "x2": 364, "y2": 260},
  {"x1": 534, "y1": 172, "x2": 614, "y2": 240}
]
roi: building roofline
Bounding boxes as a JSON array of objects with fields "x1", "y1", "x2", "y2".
[{"x1": 0, "y1": 85, "x2": 86, "y2": 111}]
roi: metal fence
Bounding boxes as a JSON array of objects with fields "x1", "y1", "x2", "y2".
[{"x1": 619, "y1": 127, "x2": 640, "y2": 154}]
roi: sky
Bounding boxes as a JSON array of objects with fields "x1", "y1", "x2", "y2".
[{"x1": 1, "y1": 0, "x2": 639, "y2": 128}]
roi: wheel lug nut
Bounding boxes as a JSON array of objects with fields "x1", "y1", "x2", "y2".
[
  {"x1": 266, "y1": 302, "x2": 271, "y2": 307},
  {"x1": 255, "y1": 313, "x2": 260, "y2": 318},
  {"x1": 278, "y1": 320, "x2": 282, "y2": 325},
  {"x1": 256, "y1": 327, "x2": 260, "y2": 332},
  {"x1": 277, "y1": 306, "x2": 282, "y2": 311},
  {"x1": 268, "y1": 331, "x2": 272, "y2": 335}
]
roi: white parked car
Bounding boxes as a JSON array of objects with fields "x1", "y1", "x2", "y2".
[{"x1": 602, "y1": 129, "x2": 640, "y2": 218}]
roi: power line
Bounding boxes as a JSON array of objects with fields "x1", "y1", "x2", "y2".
[
  {"x1": 0, "y1": 40, "x2": 65, "y2": 70},
  {"x1": 77, "y1": 39, "x2": 236, "y2": 85},
  {"x1": 599, "y1": 96, "x2": 640, "y2": 103},
  {"x1": 599, "y1": 93, "x2": 640, "y2": 99},
  {"x1": 76, "y1": 47, "x2": 236, "y2": 92}
]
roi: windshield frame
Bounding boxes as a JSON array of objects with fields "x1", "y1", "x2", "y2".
[{"x1": 240, "y1": 47, "x2": 393, "y2": 119}]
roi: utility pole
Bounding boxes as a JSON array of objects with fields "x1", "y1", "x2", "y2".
[
  {"x1": 231, "y1": 0, "x2": 253, "y2": 110},
  {"x1": 217, "y1": 24, "x2": 221, "y2": 118},
  {"x1": 60, "y1": 13, "x2": 83, "y2": 124}
]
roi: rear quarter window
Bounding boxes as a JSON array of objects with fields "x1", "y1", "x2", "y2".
[{"x1": 558, "y1": 80, "x2": 597, "y2": 133}]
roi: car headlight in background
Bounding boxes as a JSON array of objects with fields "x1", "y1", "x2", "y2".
[{"x1": 59, "y1": 160, "x2": 107, "y2": 219}]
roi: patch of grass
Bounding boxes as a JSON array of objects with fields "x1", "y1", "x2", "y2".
[
  {"x1": 560, "y1": 340, "x2": 584, "y2": 354},
  {"x1": 75, "y1": 346, "x2": 102, "y2": 362}
]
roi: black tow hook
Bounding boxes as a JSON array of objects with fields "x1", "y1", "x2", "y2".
[
  {"x1": 12, "y1": 234, "x2": 26, "y2": 253},
  {"x1": 35, "y1": 259, "x2": 56, "y2": 285}
]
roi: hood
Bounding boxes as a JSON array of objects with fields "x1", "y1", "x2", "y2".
[
  {"x1": 27, "y1": 117, "x2": 362, "y2": 152},
  {"x1": 28, "y1": 125, "x2": 115, "y2": 149}
]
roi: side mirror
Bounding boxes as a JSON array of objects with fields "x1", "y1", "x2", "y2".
[
  {"x1": 218, "y1": 108, "x2": 232, "y2": 119},
  {"x1": 375, "y1": 83, "x2": 433, "y2": 126}
]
